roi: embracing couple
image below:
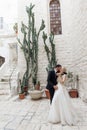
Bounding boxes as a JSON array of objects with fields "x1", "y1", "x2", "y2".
[{"x1": 46, "y1": 64, "x2": 79, "y2": 125}]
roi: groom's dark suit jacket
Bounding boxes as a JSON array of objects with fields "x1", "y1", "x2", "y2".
[{"x1": 46, "y1": 70, "x2": 58, "y2": 102}]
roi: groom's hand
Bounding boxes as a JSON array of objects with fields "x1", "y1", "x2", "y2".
[{"x1": 53, "y1": 85, "x2": 58, "y2": 90}]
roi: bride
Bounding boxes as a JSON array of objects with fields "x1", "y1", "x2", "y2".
[{"x1": 48, "y1": 67, "x2": 79, "y2": 125}]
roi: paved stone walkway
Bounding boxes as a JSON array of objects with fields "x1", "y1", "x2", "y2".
[{"x1": 0, "y1": 95, "x2": 87, "y2": 130}]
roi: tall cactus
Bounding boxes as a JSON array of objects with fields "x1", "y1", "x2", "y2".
[
  {"x1": 17, "y1": 3, "x2": 45, "y2": 90},
  {"x1": 42, "y1": 32, "x2": 57, "y2": 72},
  {"x1": 27, "y1": 4, "x2": 45, "y2": 87}
]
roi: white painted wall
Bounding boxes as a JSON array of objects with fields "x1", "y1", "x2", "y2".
[
  {"x1": 17, "y1": 0, "x2": 73, "y2": 82},
  {"x1": 18, "y1": 0, "x2": 87, "y2": 98},
  {"x1": 69, "y1": 0, "x2": 87, "y2": 99}
]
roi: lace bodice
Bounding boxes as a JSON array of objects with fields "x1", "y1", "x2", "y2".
[{"x1": 57, "y1": 74, "x2": 67, "y2": 85}]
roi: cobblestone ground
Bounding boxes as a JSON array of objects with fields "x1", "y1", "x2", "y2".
[{"x1": 0, "y1": 95, "x2": 87, "y2": 130}]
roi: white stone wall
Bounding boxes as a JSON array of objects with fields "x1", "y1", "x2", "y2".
[
  {"x1": 18, "y1": 0, "x2": 73, "y2": 85},
  {"x1": 18, "y1": 0, "x2": 87, "y2": 98},
  {"x1": 0, "y1": 34, "x2": 17, "y2": 77},
  {"x1": 69, "y1": 0, "x2": 87, "y2": 98}
]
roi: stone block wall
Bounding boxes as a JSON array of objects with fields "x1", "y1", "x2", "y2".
[
  {"x1": 18, "y1": 0, "x2": 87, "y2": 98},
  {"x1": 69, "y1": 0, "x2": 87, "y2": 98},
  {"x1": 18, "y1": 0, "x2": 73, "y2": 85}
]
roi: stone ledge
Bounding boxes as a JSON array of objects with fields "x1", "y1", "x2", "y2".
[{"x1": 0, "y1": 33, "x2": 16, "y2": 38}]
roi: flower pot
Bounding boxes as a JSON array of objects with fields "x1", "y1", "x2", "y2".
[
  {"x1": 29, "y1": 89, "x2": 44, "y2": 100},
  {"x1": 45, "y1": 89, "x2": 50, "y2": 99},
  {"x1": 24, "y1": 86, "x2": 28, "y2": 95},
  {"x1": 69, "y1": 89, "x2": 78, "y2": 98},
  {"x1": 19, "y1": 93, "x2": 25, "y2": 99}
]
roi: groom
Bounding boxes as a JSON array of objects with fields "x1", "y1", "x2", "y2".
[{"x1": 46, "y1": 64, "x2": 62, "y2": 103}]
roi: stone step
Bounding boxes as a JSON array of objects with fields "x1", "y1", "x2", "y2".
[
  {"x1": 0, "y1": 89, "x2": 10, "y2": 95},
  {"x1": 0, "y1": 81, "x2": 9, "y2": 84},
  {"x1": 3, "y1": 71, "x2": 17, "y2": 76},
  {"x1": 0, "y1": 82, "x2": 10, "y2": 95},
  {"x1": 0, "y1": 78, "x2": 9, "y2": 82},
  {"x1": 1, "y1": 75, "x2": 17, "y2": 79},
  {"x1": 0, "y1": 82, "x2": 10, "y2": 89},
  {"x1": 0, "y1": 66, "x2": 17, "y2": 95},
  {"x1": 0, "y1": 71, "x2": 17, "y2": 81}
]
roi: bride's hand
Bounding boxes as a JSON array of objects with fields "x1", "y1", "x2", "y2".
[{"x1": 54, "y1": 85, "x2": 58, "y2": 90}]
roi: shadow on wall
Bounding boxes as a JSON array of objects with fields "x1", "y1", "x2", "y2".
[{"x1": 0, "y1": 56, "x2": 5, "y2": 67}]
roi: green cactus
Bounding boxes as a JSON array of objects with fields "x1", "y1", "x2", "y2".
[
  {"x1": 42, "y1": 32, "x2": 57, "y2": 72},
  {"x1": 17, "y1": 3, "x2": 45, "y2": 91}
]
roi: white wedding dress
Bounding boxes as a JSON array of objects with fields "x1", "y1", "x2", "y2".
[{"x1": 48, "y1": 74, "x2": 79, "y2": 125}]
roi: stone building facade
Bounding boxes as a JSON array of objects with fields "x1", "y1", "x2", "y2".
[{"x1": 17, "y1": 0, "x2": 87, "y2": 98}]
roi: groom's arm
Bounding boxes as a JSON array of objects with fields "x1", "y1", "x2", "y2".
[{"x1": 47, "y1": 71, "x2": 57, "y2": 89}]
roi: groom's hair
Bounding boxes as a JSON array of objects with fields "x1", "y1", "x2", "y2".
[{"x1": 54, "y1": 64, "x2": 62, "y2": 68}]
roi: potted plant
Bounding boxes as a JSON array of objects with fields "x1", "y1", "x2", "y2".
[
  {"x1": 26, "y1": 4, "x2": 45, "y2": 99},
  {"x1": 67, "y1": 72, "x2": 79, "y2": 98},
  {"x1": 19, "y1": 79, "x2": 25, "y2": 99},
  {"x1": 18, "y1": 4, "x2": 45, "y2": 99}
]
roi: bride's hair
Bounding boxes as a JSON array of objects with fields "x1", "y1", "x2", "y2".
[{"x1": 62, "y1": 67, "x2": 67, "y2": 73}]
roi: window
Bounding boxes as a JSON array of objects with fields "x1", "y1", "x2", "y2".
[{"x1": 50, "y1": 0, "x2": 62, "y2": 35}]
